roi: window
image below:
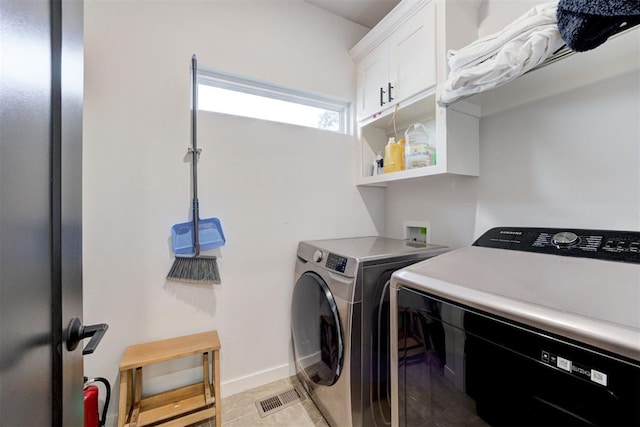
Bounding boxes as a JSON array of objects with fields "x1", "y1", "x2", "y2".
[{"x1": 197, "y1": 68, "x2": 349, "y2": 134}]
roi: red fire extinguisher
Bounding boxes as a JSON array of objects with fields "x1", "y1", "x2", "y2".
[{"x1": 84, "y1": 377, "x2": 110, "y2": 427}]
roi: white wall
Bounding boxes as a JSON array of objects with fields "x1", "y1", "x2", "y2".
[
  {"x1": 475, "y1": 71, "x2": 640, "y2": 232},
  {"x1": 82, "y1": 0, "x2": 377, "y2": 420},
  {"x1": 476, "y1": 0, "x2": 546, "y2": 37},
  {"x1": 386, "y1": 70, "x2": 640, "y2": 248}
]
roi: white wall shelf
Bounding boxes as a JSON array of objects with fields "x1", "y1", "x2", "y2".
[
  {"x1": 356, "y1": 164, "x2": 449, "y2": 187},
  {"x1": 355, "y1": 91, "x2": 479, "y2": 187},
  {"x1": 446, "y1": 25, "x2": 640, "y2": 117}
]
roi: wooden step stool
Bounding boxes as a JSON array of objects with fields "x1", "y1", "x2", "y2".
[{"x1": 117, "y1": 331, "x2": 221, "y2": 427}]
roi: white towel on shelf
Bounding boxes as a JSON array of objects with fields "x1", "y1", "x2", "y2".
[{"x1": 440, "y1": 1, "x2": 565, "y2": 106}]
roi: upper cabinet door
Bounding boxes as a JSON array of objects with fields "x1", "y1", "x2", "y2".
[
  {"x1": 389, "y1": 1, "x2": 436, "y2": 104},
  {"x1": 356, "y1": 42, "x2": 389, "y2": 121}
]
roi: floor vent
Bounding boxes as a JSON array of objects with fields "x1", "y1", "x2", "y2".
[{"x1": 255, "y1": 386, "x2": 305, "y2": 418}]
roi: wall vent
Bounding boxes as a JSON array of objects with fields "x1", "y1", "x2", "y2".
[{"x1": 255, "y1": 386, "x2": 305, "y2": 417}]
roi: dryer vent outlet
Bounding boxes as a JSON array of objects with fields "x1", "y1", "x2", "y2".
[{"x1": 255, "y1": 386, "x2": 306, "y2": 418}]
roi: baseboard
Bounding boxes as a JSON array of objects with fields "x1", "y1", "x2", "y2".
[{"x1": 221, "y1": 362, "x2": 296, "y2": 397}]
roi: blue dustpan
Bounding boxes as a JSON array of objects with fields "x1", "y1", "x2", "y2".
[{"x1": 171, "y1": 217, "x2": 226, "y2": 255}]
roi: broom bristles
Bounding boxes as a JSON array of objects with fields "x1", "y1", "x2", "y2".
[{"x1": 167, "y1": 255, "x2": 220, "y2": 284}]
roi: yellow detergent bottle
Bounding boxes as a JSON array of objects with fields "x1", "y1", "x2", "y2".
[{"x1": 384, "y1": 137, "x2": 404, "y2": 173}]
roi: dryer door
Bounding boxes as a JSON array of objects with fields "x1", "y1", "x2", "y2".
[{"x1": 292, "y1": 272, "x2": 344, "y2": 386}]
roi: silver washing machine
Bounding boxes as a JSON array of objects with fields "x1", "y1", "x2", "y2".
[{"x1": 291, "y1": 237, "x2": 448, "y2": 427}]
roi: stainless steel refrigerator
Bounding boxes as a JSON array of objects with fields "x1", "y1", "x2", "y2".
[{"x1": 1, "y1": 1, "x2": 106, "y2": 425}]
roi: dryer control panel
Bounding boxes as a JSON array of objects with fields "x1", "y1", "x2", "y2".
[
  {"x1": 473, "y1": 227, "x2": 640, "y2": 264},
  {"x1": 325, "y1": 253, "x2": 348, "y2": 273},
  {"x1": 297, "y1": 241, "x2": 359, "y2": 277}
]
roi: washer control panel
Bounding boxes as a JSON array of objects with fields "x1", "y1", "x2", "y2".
[
  {"x1": 325, "y1": 253, "x2": 348, "y2": 273},
  {"x1": 474, "y1": 227, "x2": 640, "y2": 264}
]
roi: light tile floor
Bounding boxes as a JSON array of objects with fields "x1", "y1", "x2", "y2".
[{"x1": 196, "y1": 376, "x2": 329, "y2": 426}]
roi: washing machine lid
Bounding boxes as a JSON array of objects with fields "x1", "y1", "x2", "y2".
[{"x1": 391, "y1": 227, "x2": 640, "y2": 362}]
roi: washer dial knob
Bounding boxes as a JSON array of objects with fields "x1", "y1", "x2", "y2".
[
  {"x1": 552, "y1": 231, "x2": 580, "y2": 247},
  {"x1": 312, "y1": 250, "x2": 323, "y2": 263}
]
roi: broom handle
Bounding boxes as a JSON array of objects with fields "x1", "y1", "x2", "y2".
[{"x1": 191, "y1": 54, "x2": 201, "y2": 256}]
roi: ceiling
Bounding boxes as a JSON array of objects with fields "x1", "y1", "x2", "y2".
[{"x1": 304, "y1": 0, "x2": 401, "y2": 28}]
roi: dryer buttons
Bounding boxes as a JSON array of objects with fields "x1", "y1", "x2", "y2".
[{"x1": 552, "y1": 232, "x2": 580, "y2": 248}]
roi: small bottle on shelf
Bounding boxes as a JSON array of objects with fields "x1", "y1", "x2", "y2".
[
  {"x1": 372, "y1": 151, "x2": 384, "y2": 176},
  {"x1": 375, "y1": 151, "x2": 384, "y2": 175}
]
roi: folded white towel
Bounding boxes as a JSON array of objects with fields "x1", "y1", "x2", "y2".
[
  {"x1": 440, "y1": 1, "x2": 565, "y2": 105},
  {"x1": 449, "y1": 2, "x2": 559, "y2": 71}
]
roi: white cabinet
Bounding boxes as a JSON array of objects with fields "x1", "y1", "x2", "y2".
[
  {"x1": 388, "y1": 2, "x2": 436, "y2": 106},
  {"x1": 357, "y1": 43, "x2": 389, "y2": 120},
  {"x1": 351, "y1": 0, "x2": 481, "y2": 186},
  {"x1": 353, "y1": 1, "x2": 436, "y2": 122}
]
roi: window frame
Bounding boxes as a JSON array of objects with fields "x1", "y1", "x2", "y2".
[{"x1": 197, "y1": 67, "x2": 351, "y2": 134}]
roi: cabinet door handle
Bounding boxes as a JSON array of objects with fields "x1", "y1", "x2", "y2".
[
  {"x1": 380, "y1": 87, "x2": 386, "y2": 106},
  {"x1": 388, "y1": 83, "x2": 394, "y2": 102}
]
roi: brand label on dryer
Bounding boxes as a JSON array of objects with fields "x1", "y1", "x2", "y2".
[{"x1": 540, "y1": 351, "x2": 608, "y2": 386}]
